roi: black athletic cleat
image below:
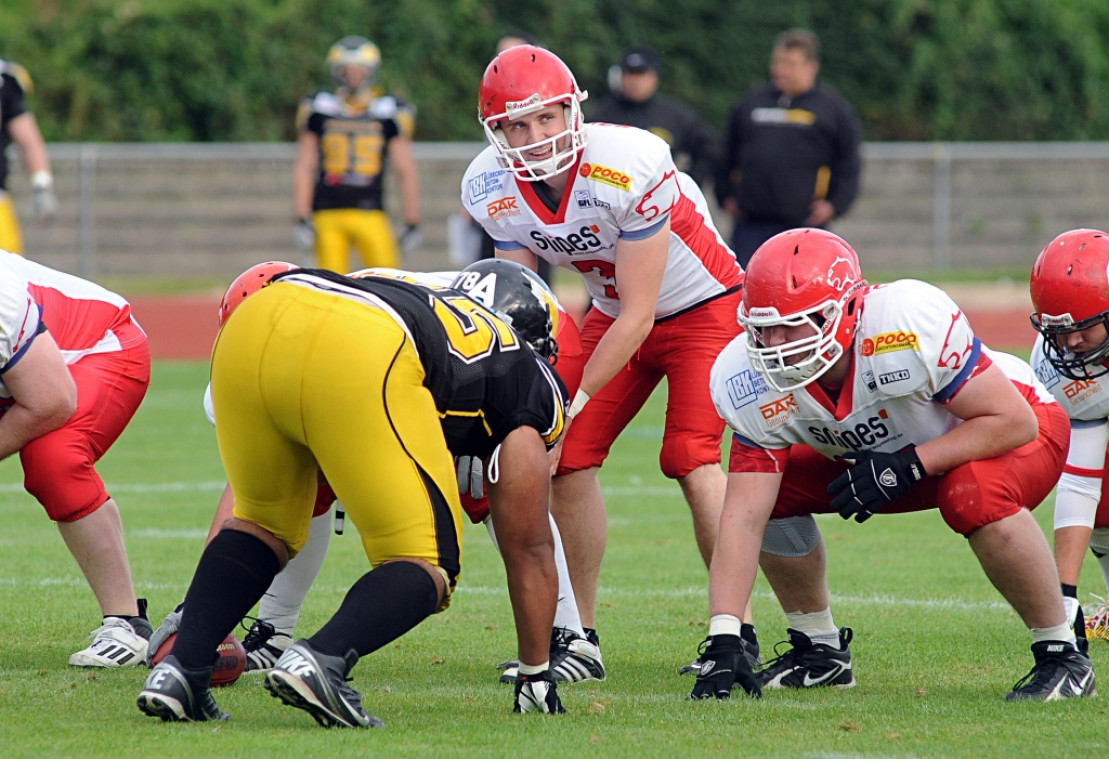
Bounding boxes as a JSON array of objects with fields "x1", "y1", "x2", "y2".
[
  {"x1": 137, "y1": 655, "x2": 230, "y2": 722},
  {"x1": 757, "y1": 627, "x2": 855, "y2": 689},
  {"x1": 1007, "y1": 641, "x2": 1096, "y2": 701},
  {"x1": 680, "y1": 623, "x2": 761, "y2": 676},
  {"x1": 265, "y1": 640, "x2": 383, "y2": 728}
]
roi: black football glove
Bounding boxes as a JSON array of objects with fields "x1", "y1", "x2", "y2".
[
  {"x1": 513, "y1": 668, "x2": 565, "y2": 714},
  {"x1": 690, "y1": 634, "x2": 761, "y2": 700},
  {"x1": 827, "y1": 448, "x2": 927, "y2": 523}
]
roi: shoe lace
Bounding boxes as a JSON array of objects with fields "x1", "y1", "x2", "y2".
[
  {"x1": 240, "y1": 617, "x2": 277, "y2": 653},
  {"x1": 549, "y1": 627, "x2": 579, "y2": 651}
]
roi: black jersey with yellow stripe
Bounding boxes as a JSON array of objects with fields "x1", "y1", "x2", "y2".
[
  {"x1": 296, "y1": 90, "x2": 414, "y2": 212},
  {"x1": 0, "y1": 60, "x2": 32, "y2": 190},
  {"x1": 273, "y1": 268, "x2": 566, "y2": 459}
]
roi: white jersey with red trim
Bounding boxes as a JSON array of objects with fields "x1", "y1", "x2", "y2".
[
  {"x1": 1029, "y1": 334, "x2": 1109, "y2": 423},
  {"x1": 0, "y1": 262, "x2": 42, "y2": 379},
  {"x1": 710, "y1": 279, "x2": 1055, "y2": 464},
  {"x1": 0, "y1": 252, "x2": 145, "y2": 364},
  {"x1": 461, "y1": 123, "x2": 741, "y2": 320}
]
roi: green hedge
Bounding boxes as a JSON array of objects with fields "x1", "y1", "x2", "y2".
[{"x1": 2, "y1": 0, "x2": 1107, "y2": 143}]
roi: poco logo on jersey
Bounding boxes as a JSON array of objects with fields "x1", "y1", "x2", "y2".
[
  {"x1": 487, "y1": 197, "x2": 519, "y2": 221},
  {"x1": 860, "y1": 331, "x2": 919, "y2": 356},
  {"x1": 579, "y1": 162, "x2": 631, "y2": 191},
  {"x1": 808, "y1": 409, "x2": 891, "y2": 450},
  {"x1": 723, "y1": 369, "x2": 769, "y2": 410},
  {"x1": 529, "y1": 225, "x2": 603, "y2": 254}
]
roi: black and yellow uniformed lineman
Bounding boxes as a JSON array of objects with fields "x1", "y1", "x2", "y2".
[
  {"x1": 138, "y1": 265, "x2": 569, "y2": 727},
  {"x1": 0, "y1": 59, "x2": 56, "y2": 255},
  {"x1": 292, "y1": 36, "x2": 421, "y2": 272}
]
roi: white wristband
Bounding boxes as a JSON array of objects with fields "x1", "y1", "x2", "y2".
[
  {"x1": 568, "y1": 389, "x2": 590, "y2": 418},
  {"x1": 30, "y1": 170, "x2": 53, "y2": 190},
  {"x1": 517, "y1": 660, "x2": 550, "y2": 676},
  {"x1": 708, "y1": 613, "x2": 742, "y2": 638}
]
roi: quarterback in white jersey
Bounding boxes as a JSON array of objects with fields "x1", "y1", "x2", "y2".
[
  {"x1": 463, "y1": 45, "x2": 745, "y2": 654},
  {"x1": 1029, "y1": 228, "x2": 1109, "y2": 643},
  {"x1": 0, "y1": 251, "x2": 152, "y2": 668},
  {"x1": 689, "y1": 228, "x2": 1091, "y2": 704}
]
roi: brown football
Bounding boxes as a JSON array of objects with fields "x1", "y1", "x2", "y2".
[{"x1": 150, "y1": 632, "x2": 247, "y2": 687}]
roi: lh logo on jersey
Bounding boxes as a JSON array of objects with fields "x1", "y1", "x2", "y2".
[
  {"x1": 759, "y1": 394, "x2": 798, "y2": 428},
  {"x1": 468, "y1": 171, "x2": 505, "y2": 204},
  {"x1": 1034, "y1": 360, "x2": 1061, "y2": 390},
  {"x1": 579, "y1": 162, "x2": 631, "y2": 191},
  {"x1": 723, "y1": 369, "x2": 769, "y2": 409},
  {"x1": 860, "y1": 331, "x2": 919, "y2": 356},
  {"x1": 486, "y1": 197, "x2": 519, "y2": 221}
]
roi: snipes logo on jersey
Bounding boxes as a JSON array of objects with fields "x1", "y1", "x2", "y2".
[
  {"x1": 529, "y1": 225, "x2": 603, "y2": 254},
  {"x1": 486, "y1": 197, "x2": 519, "y2": 221},
  {"x1": 579, "y1": 162, "x2": 631, "y2": 191},
  {"x1": 860, "y1": 331, "x2": 919, "y2": 356},
  {"x1": 759, "y1": 394, "x2": 798, "y2": 428}
]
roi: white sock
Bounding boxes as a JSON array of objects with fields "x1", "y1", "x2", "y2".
[
  {"x1": 487, "y1": 512, "x2": 585, "y2": 639},
  {"x1": 549, "y1": 515, "x2": 585, "y2": 637},
  {"x1": 257, "y1": 509, "x2": 332, "y2": 635},
  {"x1": 1030, "y1": 622, "x2": 1077, "y2": 647},
  {"x1": 1064, "y1": 595, "x2": 1081, "y2": 628},
  {"x1": 786, "y1": 609, "x2": 841, "y2": 648}
]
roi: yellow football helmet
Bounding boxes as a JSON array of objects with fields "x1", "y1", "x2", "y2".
[{"x1": 326, "y1": 36, "x2": 381, "y2": 90}]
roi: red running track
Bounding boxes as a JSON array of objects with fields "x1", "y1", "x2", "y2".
[{"x1": 128, "y1": 295, "x2": 1037, "y2": 361}]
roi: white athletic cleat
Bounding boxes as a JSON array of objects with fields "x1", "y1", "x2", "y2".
[{"x1": 70, "y1": 617, "x2": 149, "y2": 668}]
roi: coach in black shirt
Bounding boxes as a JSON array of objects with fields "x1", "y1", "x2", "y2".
[
  {"x1": 716, "y1": 29, "x2": 862, "y2": 267},
  {"x1": 588, "y1": 45, "x2": 720, "y2": 191}
]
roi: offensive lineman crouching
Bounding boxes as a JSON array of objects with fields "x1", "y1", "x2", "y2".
[{"x1": 692, "y1": 228, "x2": 1093, "y2": 702}]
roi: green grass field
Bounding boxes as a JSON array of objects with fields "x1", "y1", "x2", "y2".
[{"x1": 0, "y1": 361, "x2": 1105, "y2": 758}]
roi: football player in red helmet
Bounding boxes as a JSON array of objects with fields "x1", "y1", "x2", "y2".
[
  {"x1": 738, "y1": 229, "x2": 866, "y2": 391},
  {"x1": 477, "y1": 45, "x2": 589, "y2": 182},
  {"x1": 464, "y1": 47, "x2": 744, "y2": 681},
  {"x1": 1030, "y1": 228, "x2": 1109, "y2": 649},
  {"x1": 693, "y1": 227, "x2": 1090, "y2": 702}
]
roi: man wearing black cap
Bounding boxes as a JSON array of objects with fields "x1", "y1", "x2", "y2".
[{"x1": 587, "y1": 45, "x2": 720, "y2": 191}]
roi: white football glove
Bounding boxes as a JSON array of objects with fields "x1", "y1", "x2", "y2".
[
  {"x1": 399, "y1": 223, "x2": 421, "y2": 254},
  {"x1": 30, "y1": 171, "x2": 57, "y2": 222},
  {"x1": 294, "y1": 217, "x2": 316, "y2": 255},
  {"x1": 145, "y1": 602, "x2": 184, "y2": 667},
  {"x1": 513, "y1": 670, "x2": 565, "y2": 714},
  {"x1": 456, "y1": 455, "x2": 483, "y2": 500}
]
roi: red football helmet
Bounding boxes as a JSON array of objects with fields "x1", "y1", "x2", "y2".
[
  {"x1": 218, "y1": 261, "x2": 297, "y2": 326},
  {"x1": 1030, "y1": 228, "x2": 1109, "y2": 380},
  {"x1": 738, "y1": 228, "x2": 868, "y2": 390},
  {"x1": 477, "y1": 45, "x2": 588, "y2": 181}
]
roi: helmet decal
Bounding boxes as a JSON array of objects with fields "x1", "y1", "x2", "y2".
[{"x1": 1029, "y1": 228, "x2": 1109, "y2": 380}]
